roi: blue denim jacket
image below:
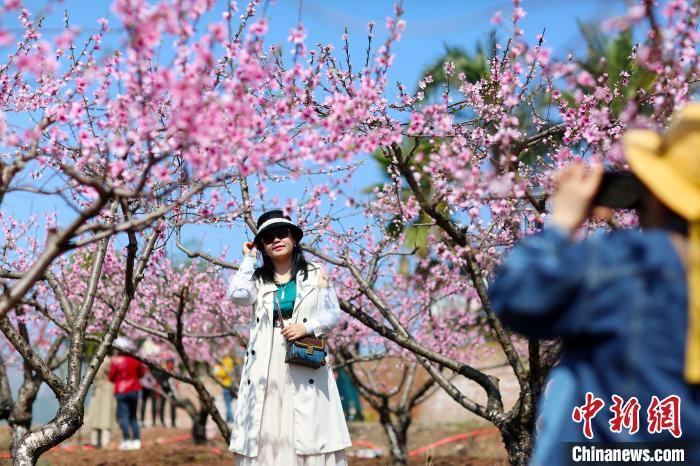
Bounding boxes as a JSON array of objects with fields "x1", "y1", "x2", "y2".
[{"x1": 490, "y1": 227, "x2": 700, "y2": 465}]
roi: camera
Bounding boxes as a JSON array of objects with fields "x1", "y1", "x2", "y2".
[{"x1": 593, "y1": 171, "x2": 644, "y2": 209}]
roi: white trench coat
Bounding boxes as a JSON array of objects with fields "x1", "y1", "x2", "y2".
[{"x1": 227, "y1": 255, "x2": 352, "y2": 457}]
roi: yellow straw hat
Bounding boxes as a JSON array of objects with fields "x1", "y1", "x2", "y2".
[{"x1": 623, "y1": 102, "x2": 700, "y2": 383}]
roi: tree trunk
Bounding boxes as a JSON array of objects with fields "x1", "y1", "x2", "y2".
[
  {"x1": 500, "y1": 359, "x2": 540, "y2": 466},
  {"x1": 191, "y1": 409, "x2": 209, "y2": 445},
  {"x1": 9, "y1": 376, "x2": 41, "y2": 457},
  {"x1": 161, "y1": 391, "x2": 208, "y2": 445},
  {"x1": 13, "y1": 402, "x2": 82, "y2": 466},
  {"x1": 10, "y1": 424, "x2": 29, "y2": 461},
  {"x1": 500, "y1": 422, "x2": 534, "y2": 466},
  {"x1": 0, "y1": 354, "x2": 13, "y2": 420},
  {"x1": 379, "y1": 409, "x2": 410, "y2": 466}
]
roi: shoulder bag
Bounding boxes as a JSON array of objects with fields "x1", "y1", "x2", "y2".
[{"x1": 275, "y1": 289, "x2": 327, "y2": 369}]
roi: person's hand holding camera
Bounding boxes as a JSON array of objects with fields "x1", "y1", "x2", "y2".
[{"x1": 551, "y1": 163, "x2": 605, "y2": 236}]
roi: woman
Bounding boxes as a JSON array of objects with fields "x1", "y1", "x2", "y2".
[
  {"x1": 85, "y1": 354, "x2": 117, "y2": 448},
  {"x1": 228, "y1": 210, "x2": 351, "y2": 465},
  {"x1": 489, "y1": 103, "x2": 700, "y2": 464},
  {"x1": 108, "y1": 337, "x2": 146, "y2": 450}
]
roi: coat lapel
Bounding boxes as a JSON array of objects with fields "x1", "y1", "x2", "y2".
[
  {"x1": 294, "y1": 266, "x2": 315, "y2": 313},
  {"x1": 258, "y1": 280, "x2": 277, "y2": 321},
  {"x1": 259, "y1": 281, "x2": 277, "y2": 296},
  {"x1": 258, "y1": 266, "x2": 317, "y2": 321}
]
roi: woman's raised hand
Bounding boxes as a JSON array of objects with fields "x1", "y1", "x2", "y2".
[{"x1": 242, "y1": 241, "x2": 256, "y2": 256}]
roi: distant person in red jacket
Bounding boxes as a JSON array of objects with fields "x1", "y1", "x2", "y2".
[{"x1": 108, "y1": 337, "x2": 145, "y2": 450}]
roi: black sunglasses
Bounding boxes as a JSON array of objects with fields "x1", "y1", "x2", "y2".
[{"x1": 261, "y1": 227, "x2": 292, "y2": 245}]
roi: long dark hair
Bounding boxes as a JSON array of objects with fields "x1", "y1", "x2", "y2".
[
  {"x1": 253, "y1": 244, "x2": 310, "y2": 284},
  {"x1": 637, "y1": 184, "x2": 688, "y2": 236}
]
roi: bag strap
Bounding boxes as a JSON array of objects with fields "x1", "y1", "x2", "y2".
[
  {"x1": 293, "y1": 278, "x2": 303, "y2": 325},
  {"x1": 273, "y1": 288, "x2": 285, "y2": 328}
]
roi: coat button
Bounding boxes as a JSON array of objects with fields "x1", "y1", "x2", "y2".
[
  {"x1": 256, "y1": 317, "x2": 260, "y2": 323},
  {"x1": 251, "y1": 350, "x2": 256, "y2": 356},
  {"x1": 247, "y1": 379, "x2": 251, "y2": 385},
  {"x1": 303, "y1": 318, "x2": 307, "y2": 323},
  {"x1": 308, "y1": 378, "x2": 314, "y2": 384}
]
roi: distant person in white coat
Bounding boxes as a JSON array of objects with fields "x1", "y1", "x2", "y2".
[{"x1": 85, "y1": 355, "x2": 117, "y2": 448}]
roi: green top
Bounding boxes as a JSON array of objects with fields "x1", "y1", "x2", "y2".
[{"x1": 274, "y1": 279, "x2": 297, "y2": 321}]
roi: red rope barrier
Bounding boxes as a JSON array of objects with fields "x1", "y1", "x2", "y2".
[
  {"x1": 352, "y1": 440, "x2": 379, "y2": 449},
  {"x1": 155, "y1": 433, "x2": 192, "y2": 445},
  {"x1": 408, "y1": 427, "x2": 499, "y2": 457}
]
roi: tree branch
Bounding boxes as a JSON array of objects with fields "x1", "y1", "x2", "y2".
[
  {"x1": 175, "y1": 226, "x2": 239, "y2": 270},
  {"x1": 338, "y1": 297, "x2": 500, "y2": 417},
  {"x1": 0, "y1": 195, "x2": 109, "y2": 319},
  {"x1": 67, "y1": 235, "x2": 109, "y2": 388},
  {"x1": 78, "y1": 227, "x2": 159, "y2": 401},
  {"x1": 0, "y1": 315, "x2": 68, "y2": 399},
  {"x1": 391, "y1": 143, "x2": 528, "y2": 390},
  {"x1": 171, "y1": 285, "x2": 231, "y2": 443}
]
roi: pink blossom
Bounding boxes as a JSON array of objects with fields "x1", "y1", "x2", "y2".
[
  {"x1": 55, "y1": 28, "x2": 79, "y2": 49},
  {"x1": 287, "y1": 25, "x2": 306, "y2": 44},
  {"x1": 151, "y1": 164, "x2": 170, "y2": 182},
  {"x1": 98, "y1": 17, "x2": 110, "y2": 31},
  {"x1": 0, "y1": 29, "x2": 14, "y2": 47},
  {"x1": 249, "y1": 18, "x2": 268, "y2": 36},
  {"x1": 408, "y1": 112, "x2": 425, "y2": 134},
  {"x1": 576, "y1": 70, "x2": 596, "y2": 87},
  {"x1": 81, "y1": 186, "x2": 99, "y2": 199},
  {"x1": 512, "y1": 7, "x2": 526, "y2": 21},
  {"x1": 4, "y1": 0, "x2": 20, "y2": 10},
  {"x1": 628, "y1": 4, "x2": 646, "y2": 21},
  {"x1": 209, "y1": 22, "x2": 227, "y2": 42},
  {"x1": 108, "y1": 159, "x2": 127, "y2": 178}
]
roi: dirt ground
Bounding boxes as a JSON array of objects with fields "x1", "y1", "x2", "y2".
[{"x1": 0, "y1": 421, "x2": 508, "y2": 466}]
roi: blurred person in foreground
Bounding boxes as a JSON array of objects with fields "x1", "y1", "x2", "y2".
[
  {"x1": 489, "y1": 103, "x2": 700, "y2": 465},
  {"x1": 108, "y1": 337, "x2": 146, "y2": 450}
]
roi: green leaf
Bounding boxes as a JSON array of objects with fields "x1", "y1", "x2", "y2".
[{"x1": 404, "y1": 224, "x2": 431, "y2": 258}]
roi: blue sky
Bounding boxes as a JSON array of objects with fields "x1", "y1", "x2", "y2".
[
  {"x1": 25, "y1": 0, "x2": 628, "y2": 91},
  {"x1": 7, "y1": 0, "x2": 630, "y2": 265}
]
